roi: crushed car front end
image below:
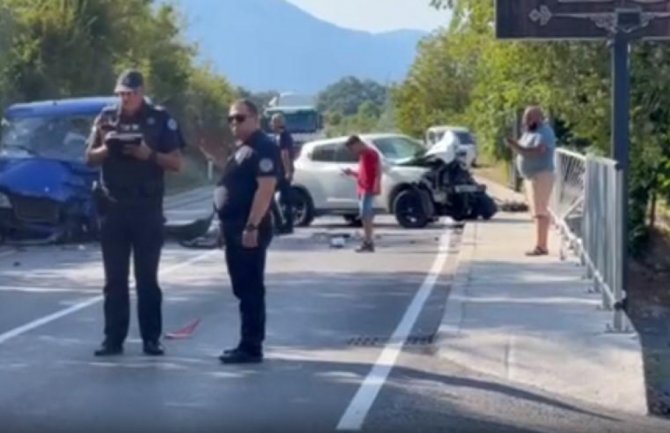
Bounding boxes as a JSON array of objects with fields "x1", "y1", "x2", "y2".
[
  {"x1": 0, "y1": 156, "x2": 98, "y2": 244},
  {"x1": 0, "y1": 97, "x2": 115, "y2": 244}
]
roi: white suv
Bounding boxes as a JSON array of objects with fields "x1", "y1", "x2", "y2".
[
  {"x1": 289, "y1": 133, "x2": 435, "y2": 227},
  {"x1": 425, "y1": 125, "x2": 478, "y2": 167}
]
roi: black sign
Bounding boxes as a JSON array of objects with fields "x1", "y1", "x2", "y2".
[{"x1": 496, "y1": 0, "x2": 670, "y2": 40}]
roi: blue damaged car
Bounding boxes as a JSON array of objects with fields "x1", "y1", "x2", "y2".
[
  {"x1": 0, "y1": 96, "x2": 212, "y2": 244},
  {"x1": 0, "y1": 96, "x2": 114, "y2": 243}
]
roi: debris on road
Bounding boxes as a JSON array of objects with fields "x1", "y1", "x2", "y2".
[{"x1": 164, "y1": 319, "x2": 201, "y2": 340}]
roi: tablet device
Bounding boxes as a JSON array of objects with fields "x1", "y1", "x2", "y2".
[{"x1": 104, "y1": 131, "x2": 143, "y2": 158}]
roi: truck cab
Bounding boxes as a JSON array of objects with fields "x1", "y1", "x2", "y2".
[{"x1": 262, "y1": 105, "x2": 325, "y2": 157}]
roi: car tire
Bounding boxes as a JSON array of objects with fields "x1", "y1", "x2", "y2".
[
  {"x1": 291, "y1": 187, "x2": 315, "y2": 227},
  {"x1": 475, "y1": 192, "x2": 497, "y2": 220},
  {"x1": 393, "y1": 189, "x2": 429, "y2": 229}
]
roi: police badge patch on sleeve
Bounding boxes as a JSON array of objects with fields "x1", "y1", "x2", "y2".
[
  {"x1": 167, "y1": 118, "x2": 178, "y2": 131},
  {"x1": 259, "y1": 158, "x2": 274, "y2": 173}
]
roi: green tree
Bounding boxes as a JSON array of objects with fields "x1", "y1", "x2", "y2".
[
  {"x1": 0, "y1": 3, "x2": 16, "y2": 108},
  {"x1": 317, "y1": 76, "x2": 387, "y2": 117},
  {"x1": 393, "y1": 0, "x2": 670, "y2": 253},
  {"x1": 0, "y1": 0, "x2": 238, "y2": 191}
]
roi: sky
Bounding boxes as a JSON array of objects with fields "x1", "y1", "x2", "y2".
[{"x1": 285, "y1": 0, "x2": 451, "y2": 33}]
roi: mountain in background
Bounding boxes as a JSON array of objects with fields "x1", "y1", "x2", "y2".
[{"x1": 175, "y1": 0, "x2": 429, "y2": 94}]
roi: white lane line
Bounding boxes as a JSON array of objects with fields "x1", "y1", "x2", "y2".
[
  {"x1": 0, "y1": 249, "x2": 17, "y2": 259},
  {"x1": 336, "y1": 229, "x2": 452, "y2": 431},
  {"x1": 0, "y1": 286, "x2": 96, "y2": 294},
  {"x1": 0, "y1": 249, "x2": 220, "y2": 345}
]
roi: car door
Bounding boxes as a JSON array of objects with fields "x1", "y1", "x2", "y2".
[
  {"x1": 305, "y1": 141, "x2": 348, "y2": 210},
  {"x1": 330, "y1": 142, "x2": 360, "y2": 208}
]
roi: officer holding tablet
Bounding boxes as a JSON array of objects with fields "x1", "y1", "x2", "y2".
[{"x1": 85, "y1": 69, "x2": 183, "y2": 357}]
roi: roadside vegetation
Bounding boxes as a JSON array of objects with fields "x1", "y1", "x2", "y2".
[
  {"x1": 0, "y1": 0, "x2": 238, "y2": 192},
  {"x1": 390, "y1": 1, "x2": 670, "y2": 320},
  {"x1": 393, "y1": 0, "x2": 670, "y2": 262}
]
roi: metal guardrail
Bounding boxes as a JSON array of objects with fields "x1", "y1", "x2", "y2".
[{"x1": 550, "y1": 148, "x2": 631, "y2": 333}]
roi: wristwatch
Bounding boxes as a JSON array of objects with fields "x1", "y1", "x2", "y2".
[{"x1": 244, "y1": 223, "x2": 258, "y2": 232}]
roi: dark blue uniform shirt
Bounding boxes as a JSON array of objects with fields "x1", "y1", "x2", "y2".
[
  {"x1": 215, "y1": 130, "x2": 280, "y2": 226},
  {"x1": 276, "y1": 129, "x2": 294, "y2": 177},
  {"x1": 87, "y1": 102, "x2": 182, "y2": 208}
]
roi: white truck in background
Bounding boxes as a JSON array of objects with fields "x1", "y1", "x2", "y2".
[{"x1": 262, "y1": 92, "x2": 325, "y2": 157}]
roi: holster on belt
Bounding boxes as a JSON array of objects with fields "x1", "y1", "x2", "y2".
[{"x1": 92, "y1": 181, "x2": 113, "y2": 216}]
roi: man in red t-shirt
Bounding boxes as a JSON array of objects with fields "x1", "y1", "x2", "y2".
[{"x1": 342, "y1": 135, "x2": 381, "y2": 252}]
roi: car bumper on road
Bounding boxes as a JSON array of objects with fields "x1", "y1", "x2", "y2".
[{"x1": 0, "y1": 200, "x2": 70, "y2": 242}]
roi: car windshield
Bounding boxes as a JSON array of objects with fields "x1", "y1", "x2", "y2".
[
  {"x1": 455, "y1": 131, "x2": 475, "y2": 144},
  {"x1": 428, "y1": 131, "x2": 446, "y2": 145},
  {"x1": 265, "y1": 110, "x2": 319, "y2": 133},
  {"x1": 0, "y1": 114, "x2": 95, "y2": 161},
  {"x1": 372, "y1": 136, "x2": 426, "y2": 163}
]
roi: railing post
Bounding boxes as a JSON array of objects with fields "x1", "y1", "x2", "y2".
[
  {"x1": 612, "y1": 166, "x2": 625, "y2": 332},
  {"x1": 583, "y1": 156, "x2": 595, "y2": 283},
  {"x1": 600, "y1": 163, "x2": 612, "y2": 310}
]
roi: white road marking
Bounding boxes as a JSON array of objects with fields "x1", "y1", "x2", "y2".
[
  {"x1": 336, "y1": 230, "x2": 452, "y2": 431},
  {"x1": 0, "y1": 249, "x2": 17, "y2": 259},
  {"x1": 0, "y1": 249, "x2": 220, "y2": 345},
  {"x1": 0, "y1": 286, "x2": 96, "y2": 294}
]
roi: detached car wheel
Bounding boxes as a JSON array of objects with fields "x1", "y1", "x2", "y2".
[
  {"x1": 291, "y1": 187, "x2": 315, "y2": 227},
  {"x1": 393, "y1": 190, "x2": 429, "y2": 229}
]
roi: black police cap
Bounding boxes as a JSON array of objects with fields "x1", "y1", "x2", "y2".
[{"x1": 115, "y1": 69, "x2": 144, "y2": 93}]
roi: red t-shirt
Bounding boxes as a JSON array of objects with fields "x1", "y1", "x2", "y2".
[{"x1": 357, "y1": 147, "x2": 381, "y2": 196}]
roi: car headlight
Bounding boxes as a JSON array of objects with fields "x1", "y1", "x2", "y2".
[{"x1": 0, "y1": 193, "x2": 12, "y2": 209}]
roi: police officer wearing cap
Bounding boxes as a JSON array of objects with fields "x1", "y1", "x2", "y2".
[
  {"x1": 269, "y1": 113, "x2": 295, "y2": 234},
  {"x1": 85, "y1": 69, "x2": 183, "y2": 357},
  {"x1": 200, "y1": 99, "x2": 279, "y2": 364}
]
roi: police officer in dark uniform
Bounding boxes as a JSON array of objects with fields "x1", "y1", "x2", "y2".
[
  {"x1": 206, "y1": 99, "x2": 279, "y2": 364},
  {"x1": 85, "y1": 70, "x2": 183, "y2": 357},
  {"x1": 269, "y1": 113, "x2": 295, "y2": 234}
]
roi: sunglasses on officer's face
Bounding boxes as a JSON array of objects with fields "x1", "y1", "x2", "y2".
[{"x1": 227, "y1": 114, "x2": 247, "y2": 124}]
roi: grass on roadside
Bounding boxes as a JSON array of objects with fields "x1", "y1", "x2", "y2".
[{"x1": 472, "y1": 154, "x2": 525, "y2": 193}]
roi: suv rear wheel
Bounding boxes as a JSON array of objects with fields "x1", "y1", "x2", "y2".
[{"x1": 291, "y1": 187, "x2": 315, "y2": 227}]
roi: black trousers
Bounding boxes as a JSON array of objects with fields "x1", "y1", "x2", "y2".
[
  {"x1": 222, "y1": 222, "x2": 273, "y2": 353},
  {"x1": 100, "y1": 207, "x2": 164, "y2": 345},
  {"x1": 270, "y1": 178, "x2": 293, "y2": 231}
]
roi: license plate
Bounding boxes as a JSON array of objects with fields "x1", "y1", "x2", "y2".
[{"x1": 453, "y1": 185, "x2": 484, "y2": 193}]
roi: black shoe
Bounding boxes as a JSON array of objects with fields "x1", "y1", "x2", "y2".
[
  {"x1": 221, "y1": 343, "x2": 262, "y2": 355},
  {"x1": 143, "y1": 341, "x2": 165, "y2": 356},
  {"x1": 355, "y1": 241, "x2": 375, "y2": 253},
  {"x1": 218, "y1": 348, "x2": 263, "y2": 364},
  {"x1": 222, "y1": 346, "x2": 240, "y2": 355},
  {"x1": 94, "y1": 341, "x2": 123, "y2": 357}
]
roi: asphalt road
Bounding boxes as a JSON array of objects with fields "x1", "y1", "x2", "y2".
[{"x1": 0, "y1": 212, "x2": 669, "y2": 433}]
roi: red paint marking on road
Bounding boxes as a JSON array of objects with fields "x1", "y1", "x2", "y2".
[{"x1": 165, "y1": 319, "x2": 201, "y2": 340}]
